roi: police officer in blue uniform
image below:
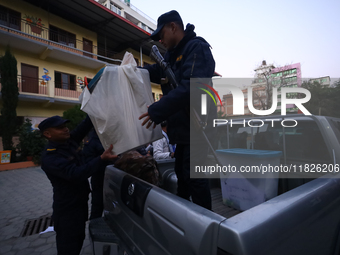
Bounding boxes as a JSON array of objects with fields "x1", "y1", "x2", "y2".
[
  {"x1": 39, "y1": 115, "x2": 117, "y2": 255},
  {"x1": 83, "y1": 129, "x2": 105, "y2": 220},
  {"x1": 139, "y1": 10, "x2": 216, "y2": 210}
]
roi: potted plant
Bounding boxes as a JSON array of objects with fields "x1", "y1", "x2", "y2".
[
  {"x1": 16, "y1": 119, "x2": 47, "y2": 164},
  {"x1": 24, "y1": 15, "x2": 44, "y2": 34}
]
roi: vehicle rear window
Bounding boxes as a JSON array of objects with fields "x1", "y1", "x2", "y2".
[
  {"x1": 330, "y1": 119, "x2": 340, "y2": 145},
  {"x1": 216, "y1": 119, "x2": 331, "y2": 164}
]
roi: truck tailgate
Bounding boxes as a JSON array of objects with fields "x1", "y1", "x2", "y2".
[{"x1": 103, "y1": 165, "x2": 226, "y2": 255}]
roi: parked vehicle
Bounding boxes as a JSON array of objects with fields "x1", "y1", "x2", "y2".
[{"x1": 90, "y1": 114, "x2": 340, "y2": 255}]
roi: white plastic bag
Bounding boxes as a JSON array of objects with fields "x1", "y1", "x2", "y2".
[{"x1": 80, "y1": 52, "x2": 162, "y2": 154}]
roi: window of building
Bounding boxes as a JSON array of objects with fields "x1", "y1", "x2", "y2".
[
  {"x1": 287, "y1": 84, "x2": 298, "y2": 88},
  {"x1": 83, "y1": 38, "x2": 93, "y2": 57},
  {"x1": 55, "y1": 71, "x2": 76, "y2": 90},
  {"x1": 220, "y1": 119, "x2": 331, "y2": 163},
  {"x1": 110, "y1": 4, "x2": 122, "y2": 15},
  {"x1": 0, "y1": 5, "x2": 20, "y2": 30},
  {"x1": 285, "y1": 76, "x2": 297, "y2": 83},
  {"x1": 321, "y1": 78, "x2": 329, "y2": 84},
  {"x1": 49, "y1": 25, "x2": 76, "y2": 47},
  {"x1": 272, "y1": 79, "x2": 281, "y2": 85},
  {"x1": 282, "y1": 69, "x2": 297, "y2": 76},
  {"x1": 147, "y1": 27, "x2": 154, "y2": 33},
  {"x1": 271, "y1": 73, "x2": 282, "y2": 78}
]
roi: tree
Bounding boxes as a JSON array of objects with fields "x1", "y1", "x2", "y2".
[
  {"x1": 301, "y1": 79, "x2": 340, "y2": 118},
  {"x1": 0, "y1": 47, "x2": 19, "y2": 151},
  {"x1": 252, "y1": 61, "x2": 294, "y2": 111},
  {"x1": 16, "y1": 118, "x2": 47, "y2": 164},
  {"x1": 331, "y1": 79, "x2": 340, "y2": 117},
  {"x1": 63, "y1": 104, "x2": 87, "y2": 131},
  {"x1": 217, "y1": 110, "x2": 226, "y2": 119},
  {"x1": 333, "y1": 79, "x2": 340, "y2": 88}
]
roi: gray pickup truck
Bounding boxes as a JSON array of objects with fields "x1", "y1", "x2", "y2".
[{"x1": 90, "y1": 114, "x2": 340, "y2": 255}]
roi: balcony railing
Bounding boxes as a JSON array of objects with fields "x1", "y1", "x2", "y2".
[
  {"x1": 0, "y1": 76, "x2": 82, "y2": 100},
  {"x1": 54, "y1": 87, "x2": 82, "y2": 99},
  {"x1": 17, "y1": 75, "x2": 47, "y2": 95},
  {"x1": 117, "y1": 0, "x2": 156, "y2": 24},
  {"x1": 0, "y1": 17, "x2": 121, "y2": 61}
]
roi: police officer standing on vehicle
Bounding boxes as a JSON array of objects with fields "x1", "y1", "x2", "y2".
[
  {"x1": 139, "y1": 10, "x2": 216, "y2": 210},
  {"x1": 39, "y1": 115, "x2": 117, "y2": 255}
]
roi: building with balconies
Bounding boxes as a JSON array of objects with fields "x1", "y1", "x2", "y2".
[
  {"x1": 223, "y1": 86, "x2": 265, "y2": 117},
  {"x1": 98, "y1": 0, "x2": 156, "y2": 35},
  {"x1": 251, "y1": 61, "x2": 302, "y2": 114},
  {"x1": 0, "y1": 0, "x2": 165, "y2": 148},
  {"x1": 309, "y1": 76, "x2": 331, "y2": 87},
  {"x1": 219, "y1": 62, "x2": 303, "y2": 117}
]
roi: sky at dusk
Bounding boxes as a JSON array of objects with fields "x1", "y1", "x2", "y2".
[{"x1": 131, "y1": 0, "x2": 340, "y2": 81}]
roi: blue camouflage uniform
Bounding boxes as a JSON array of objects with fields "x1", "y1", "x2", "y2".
[
  {"x1": 145, "y1": 23, "x2": 216, "y2": 210},
  {"x1": 41, "y1": 116, "x2": 108, "y2": 255}
]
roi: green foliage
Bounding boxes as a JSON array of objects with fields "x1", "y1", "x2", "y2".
[
  {"x1": 16, "y1": 119, "x2": 47, "y2": 165},
  {"x1": 217, "y1": 110, "x2": 226, "y2": 119},
  {"x1": 330, "y1": 79, "x2": 340, "y2": 117},
  {"x1": 62, "y1": 105, "x2": 87, "y2": 131},
  {"x1": 0, "y1": 47, "x2": 19, "y2": 151},
  {"x1": 333, "y1": 79, "x2": 340, "y2": 88},
  {"x1": 301, "y1": 79, "x2": 340, "y2": 118}
]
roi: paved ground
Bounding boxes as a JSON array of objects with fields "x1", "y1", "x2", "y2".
[{"x1": 0, "y1": 167, "x2": 93, "y2": 255}]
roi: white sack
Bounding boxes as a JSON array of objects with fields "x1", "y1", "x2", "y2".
[{"x1": 80, "y1": 52, "x2": 162, "y2": 155}]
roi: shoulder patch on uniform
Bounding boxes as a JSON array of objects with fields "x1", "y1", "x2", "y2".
[
  {"x1": 176, "y1": 55, "x2": 183, "y2": 62},
  {"x1": 47, "y1": 148, "x2": 56, "y2": 151}
]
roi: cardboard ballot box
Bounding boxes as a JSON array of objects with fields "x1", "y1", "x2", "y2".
[
  {"x1": 0, "y1": 150, "x2": 11, "y2": 164},
  {"x1": 216, "y1": 149, "x2": 282, "y2": 211}
]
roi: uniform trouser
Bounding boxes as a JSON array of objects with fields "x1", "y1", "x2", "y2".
[
  {"x1": 53, "y1": 204, "x2": 88, "y2": 255},
  {"x1": 174, "y1": 144, "x2": 212, "y2": 210}
]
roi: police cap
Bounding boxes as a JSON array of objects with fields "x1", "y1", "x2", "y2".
[
  {"x1": 150, "y1": 10, "x2": 183, "y2": 41},
  {"x1": 38, "y1": 116, "x2": 69, "y2": 132}
]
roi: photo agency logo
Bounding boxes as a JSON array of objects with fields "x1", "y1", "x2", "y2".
[
  {"x1": 199, "y1": 78, "x2": 312, "y2": 128},
  {"x1": 198, "y1": 82, "x2": 223, "y2": 114}
]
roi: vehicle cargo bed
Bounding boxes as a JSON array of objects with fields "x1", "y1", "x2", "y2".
[{"x1": 211, "y1": 188, "x2": 242, "y2": 218}]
